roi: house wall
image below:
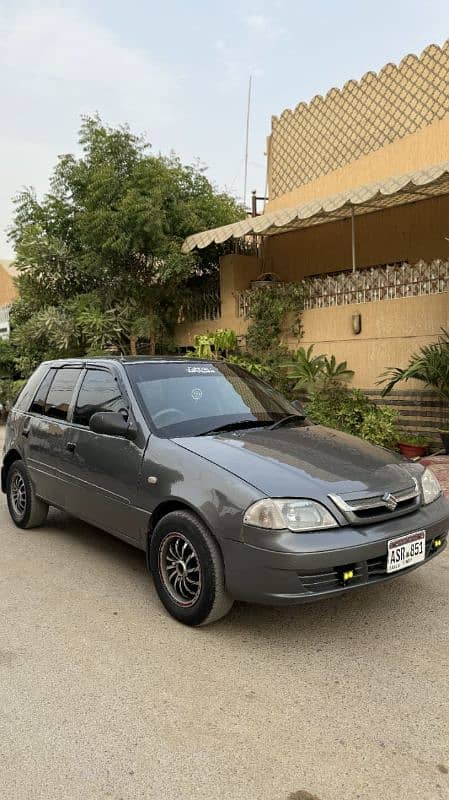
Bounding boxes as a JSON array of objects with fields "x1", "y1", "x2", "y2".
[
  {"x1": 175, "y1": 252, "x2": 448, "y2": 392},
  {"x1": 297, "y1": 293, "x2": 448, "y2": 388},
  {"x1": 0, "y1": 261, "x2": 18, "y2": 306},
  {"x1": 263, "y1": 194, "x2": 449, "y2": 279}
]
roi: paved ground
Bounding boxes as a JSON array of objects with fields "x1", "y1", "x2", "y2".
[{"x1": 1, "y1": 461, "x2": 449, "y2": 799}]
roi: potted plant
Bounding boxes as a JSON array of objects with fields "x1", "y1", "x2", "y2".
[
  {"x1": 380, "y1": 330, "x2": 449, "y2": 457},
  {"x1": 397, "y1": 434, "x2": 431, "y2": 459}
]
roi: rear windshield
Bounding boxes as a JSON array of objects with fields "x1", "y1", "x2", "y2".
[{"x1": 125, "y1": 361, "x2": 297, "y2": 437}]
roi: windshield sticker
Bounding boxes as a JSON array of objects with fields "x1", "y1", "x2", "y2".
[
  {"x1": 191, "y1": 388, "x2": 203, "y2": 401},
  {"x1": 186, "y1": 366, "x2": 217, "y2": 374}
]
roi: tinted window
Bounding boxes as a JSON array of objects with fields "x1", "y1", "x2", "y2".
[
  {"x1": 16, "y1": 365, "x2": 47, "y2": 412},
  {"x1": 126, "y1": 361, "x2": 297, "y2": 437},
  {"x1": 29, "y1": 369, "x2": 56, "y2": 414},
  {"x1": 73, "y1": 369, "x2": 126, "y2": 426},
  {"x1": 44, "y1": 368, "x2": 82, "y2": 421}
]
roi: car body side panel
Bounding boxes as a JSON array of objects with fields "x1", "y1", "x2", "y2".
[
  {"x1": 138, "y1": 436, "x2": 263, "y2": 544},
  {"x1": 63, "y1": 424, "x2": 150, "y2": 544},
  {"x1": 21, "y1": 413, "x2": 75, "y2": 509}
]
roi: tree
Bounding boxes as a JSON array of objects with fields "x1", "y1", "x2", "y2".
[{"x1": 9, "y1": 115, "x2": 244, "y2": 371}]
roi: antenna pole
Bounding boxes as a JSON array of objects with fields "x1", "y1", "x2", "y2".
[{"x1": 243, "y1": 75, "x2": 252, "y2": 210}]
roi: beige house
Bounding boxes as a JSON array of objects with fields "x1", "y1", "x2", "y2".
[
  {"x1": 177, "y1": 39, "x2": 449, "y2": 398},
  {"x1": 0, "y1": 259, "x2": 18, "y2": 339}
]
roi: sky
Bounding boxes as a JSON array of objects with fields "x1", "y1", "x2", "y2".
[{"x1": 1, "y1": 0, "x2": 448, "y2": 256}]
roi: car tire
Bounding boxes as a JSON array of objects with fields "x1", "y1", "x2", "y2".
[
  {"x1": 6, "y1": 460, "x2": 49, "y2": 529},
  {"x1": 149, "y1": 510, "x2": 233, "y2": 626}
]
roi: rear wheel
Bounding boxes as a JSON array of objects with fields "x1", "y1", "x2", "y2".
[
  {"x1": 149, "y1": 510, "x2": 233, "y2": 626},
  {"x1": 6, "y1": 460, "x2": 49, "y2": 529}
]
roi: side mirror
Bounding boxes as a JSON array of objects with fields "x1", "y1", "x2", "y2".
[{"x1": 89, "y1": 411, "x2": 134, "y2": 438}]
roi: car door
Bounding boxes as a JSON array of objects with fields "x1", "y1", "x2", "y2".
[
  {"x1": 22, "y1": 365, "x2": 83, "y2": 509},
  {"x1": 63, "y1": 366, "x2": 148, "y2": 544}
]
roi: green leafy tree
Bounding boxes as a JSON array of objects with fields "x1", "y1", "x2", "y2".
[{"x1": 9, "y1": 115, "x2": 244, "y2": 373}]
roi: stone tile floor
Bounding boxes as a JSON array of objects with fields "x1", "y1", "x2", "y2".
[{"x1": 421, "y1": 455, "x2": 449, "y2": 497}]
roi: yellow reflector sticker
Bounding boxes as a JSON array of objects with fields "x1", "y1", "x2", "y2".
[{"x1": 343, "y1": 570, "x2": 354, "y2": 581}]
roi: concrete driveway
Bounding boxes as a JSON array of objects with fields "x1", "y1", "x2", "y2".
[{"x1": 1, "y1": 500, "x2": 449, "y2": 800}]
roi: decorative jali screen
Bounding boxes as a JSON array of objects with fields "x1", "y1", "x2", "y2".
[{"x1": 237, "y1": 260, "x2": 449, "y2": 316}]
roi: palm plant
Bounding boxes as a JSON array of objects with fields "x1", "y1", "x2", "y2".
[
  {"x1": 283, "y1": 345, "x2": 326, "y2": 391},
  {"x1": 379, "y1": 329, "x2": 449, "y2": 403},
  {"x1": 320, "y1": 354, "x2": 355, "y2": 388},
  {"x1": 283, "y1": 345, "x2": 354, "y2": 392}
]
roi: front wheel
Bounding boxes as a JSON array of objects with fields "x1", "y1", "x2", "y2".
[
  {"x1": 149, "y1": 510, "x2": 233, "y2": 626},
  {"x1": 6, "y1": 460, "x2": 49, "y2": 529}
]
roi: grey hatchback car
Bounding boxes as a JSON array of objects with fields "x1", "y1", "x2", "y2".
[{"x1": 3, "y1": 357, "x2": 449, "y2": 625}]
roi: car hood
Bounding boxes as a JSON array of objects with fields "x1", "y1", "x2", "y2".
[{"x1": 174, "y1": 424, "x2": 418, "y2": 500}]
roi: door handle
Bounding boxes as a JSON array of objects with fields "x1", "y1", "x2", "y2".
[{"x1": 66, "y1": 442, "x2": 76, "y2": 453}]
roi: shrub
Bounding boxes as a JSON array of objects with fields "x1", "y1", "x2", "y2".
[
  {"x1": 225, "y1": 354, "x2": 273, "y2": 380},
  {"x1": 245, "y1": 283, "x2": 304, "y2": 356},
  {"x1": 189, "y1": 329, "x2": 238, "y2": 359},
  {"x1": 397, "y1": 434, "x2": 431, "y2": 447},
  {"x1": 305, "y1": 387, "x2": 399, "y2": 449}
]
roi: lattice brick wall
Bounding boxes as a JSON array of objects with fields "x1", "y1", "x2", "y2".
[{"x1": 270, "y1": 40, "x2": 449, "y2": 198}]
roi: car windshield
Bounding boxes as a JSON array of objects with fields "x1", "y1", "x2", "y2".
[{"x1": 125, "y1": 361, "x2": 301, "y2": 437}]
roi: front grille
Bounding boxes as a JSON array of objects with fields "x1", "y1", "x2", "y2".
[
  {"x1": 297, "y1": 537, "x2": 443, "y2": 594},
  {"x1": 329, "y1": 482, "x2": 420, "y2": 525}
]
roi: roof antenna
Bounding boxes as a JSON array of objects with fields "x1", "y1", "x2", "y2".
[{"x1": 243, "y1": 75, "x2": 252, "y2": 211}]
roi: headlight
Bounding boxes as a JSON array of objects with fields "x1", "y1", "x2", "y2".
[
  {"x1": 243, "y1": 498, "x2": 339, "y2": 532},
  {"x1": 421, "y1": 468, "x2": 441, "y2": 505}
]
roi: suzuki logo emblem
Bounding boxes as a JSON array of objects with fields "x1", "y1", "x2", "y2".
[{"x1": 382, "y1": 492, "x2": 398, "y2": 511}]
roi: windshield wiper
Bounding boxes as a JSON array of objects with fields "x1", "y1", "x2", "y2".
[
  {"x1": 198, "y1": 419, "x2": 275, "y2": 436},
  {"x1": 268, "y1": 413, "x2": 306, "y2": 430}
]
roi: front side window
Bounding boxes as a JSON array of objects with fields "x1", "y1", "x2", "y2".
[
  {"x1": 126, "y1": 361, "x2": 298, "y2": 437},
  {"x1": 73, "y1": 369, "x2": 127, "y2": 426},
  {"x1": 29, "y1": 368, "x2": 56, "y2": 414},
  {"x1": 44, "y1": 368, "x2": 82, "y2": 421}
]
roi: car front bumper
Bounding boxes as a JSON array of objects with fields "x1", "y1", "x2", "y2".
[{"x1": 221, "y1": 495, "x2": 449, "y2": 605}]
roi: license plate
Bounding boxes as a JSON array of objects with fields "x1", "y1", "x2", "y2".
[{"x1": 387, "y1": 530, "x2": 426, "y2": 573}]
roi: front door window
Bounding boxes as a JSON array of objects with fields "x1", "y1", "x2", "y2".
[{"x1": 73, "y1": 369, "x2": 127, "y2": 426}]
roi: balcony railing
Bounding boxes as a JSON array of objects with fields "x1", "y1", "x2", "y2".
[{"x1": 237, "y1": 259, "x2": 449, "y2": 316}]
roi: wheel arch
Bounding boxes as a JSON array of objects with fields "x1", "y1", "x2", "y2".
[
  {"x1": 2, "y1": 449, "x2": 22, "y2": 492},
  {"x1": 146, "y1": 499, "x2": 222, "y2": 567}
]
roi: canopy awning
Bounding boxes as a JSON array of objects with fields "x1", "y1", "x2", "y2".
[{"x1": 182, "y1": 160, "x2": 449, "y2": 253}]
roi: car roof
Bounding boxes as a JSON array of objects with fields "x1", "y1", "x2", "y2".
[{"x1": 40, "y1": 355, "x2": 216, "y2": 367}]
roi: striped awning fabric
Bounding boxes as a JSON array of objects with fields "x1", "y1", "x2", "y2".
[{"x1": 182, "y1": 160, "x2": 449, "y2": 253}]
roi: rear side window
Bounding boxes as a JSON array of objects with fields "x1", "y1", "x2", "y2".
[
  {"x1": 44, "y1": 368, "x2": 82, "y2": 421},
  {"x1": 29, "y1": 369, "x2": 56, "y2": 414},
  {"x1": 73, "y1": 369, "x2": 126, "y2": 426},
  {"x1": 14, "y1": 364, "x2": 47, "y2": 412}
]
